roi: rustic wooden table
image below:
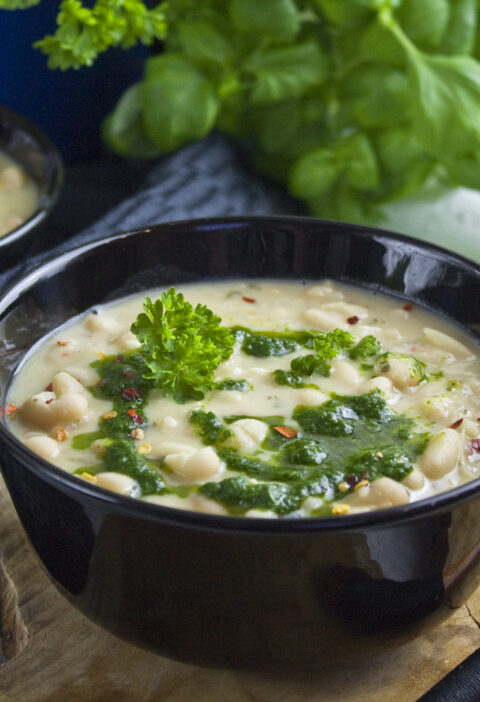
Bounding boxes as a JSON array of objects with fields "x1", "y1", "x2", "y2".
[{"x1": 1, "y1": 475, "x2": 480, "y2": 702}]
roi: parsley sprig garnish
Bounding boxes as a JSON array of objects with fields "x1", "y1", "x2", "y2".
[{"x1": 131, "y1": 289, "x2": 234, "y2": 404}]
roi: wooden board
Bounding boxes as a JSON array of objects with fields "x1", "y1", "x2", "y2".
[{"x1": 1, "y1": 475, "x2": 480, "y2": 702}]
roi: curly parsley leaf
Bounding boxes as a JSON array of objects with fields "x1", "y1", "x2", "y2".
[
  {"x1": 33, "y1": 0, "x2": 167, "y2": 70},
  {"x1": 349, "y1": 334, "x2": 381, "y2": 360},
  {"x1": 131, "y1": 289, "x2": 235, "y2": 404}
]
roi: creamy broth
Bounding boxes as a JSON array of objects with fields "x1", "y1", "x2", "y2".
[
  {"x1": 0, "y1": 152, "x2": 38, "y2": 237},
  {"x1": 7, "y1": 280, "x2": 480, "y2": 518}
]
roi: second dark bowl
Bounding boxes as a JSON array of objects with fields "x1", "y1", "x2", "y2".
[
  {"x1": 0, "y1": 104, "x2": 63, "y2": 269},
  {"x1": 0, "y1": 216, "x2": 480, "y2": 671}
]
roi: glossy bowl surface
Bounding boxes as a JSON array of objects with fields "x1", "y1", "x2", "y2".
[
  {"x1": 0, "y1": 216, "x2": 480, "y2": 671},
  {"x1": 0, "y1": 104, "x2": 63, "y2": 268}
]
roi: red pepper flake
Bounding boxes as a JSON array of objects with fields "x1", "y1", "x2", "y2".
[
  {"x1": 122, "y1": 387, "x2": 140, "y2": 401},
  {"x1": 114, "y1": 355, "x2": 125, "y2": 363},
  {"x1": 0, "y1": 403, "x2": 17, "y2": 418},
  {"x1": 471, "y1": 439, "x2": 480, "y2": 453},
  {"x1": 347, "y1": 315, "x2": 359, "y2": 325},
  {"x1": 403, "y1": 302, "x2": 414, "y2": 311},
  {"x1": 123, "y1": 370, "x2": 134, "y2": 378},
  {"x1": 97, "y1": 380, "x2": 106, "y2": 388},
  {"x1": 242, "y1": 296, "x2": 256, "y2": 304},
  {"x1": 57, "y1": 340, "x2": 70, "y2": 346},
  {"x1": 449, "y1": 418, "x2": 464, "y2": 429},
  {"x1": 126, "y1": 408, "x2": 143, "y2": 424},
  {"x1": 273, "y1": 425, "x2": 298, "y2": 439},
  {"x1": 44, "y1": 382, "x2": 53, "y2": 392}
]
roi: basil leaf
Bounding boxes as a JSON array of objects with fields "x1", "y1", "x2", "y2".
[
  {"x1": 142, "y1": 55, "x2": 219, "y2": 152},
  {"x1": 439, "y1": 0, "x2": 477, "y2": 56},
  {"x1": 290, "y1": 147, "x2": 337, "y2": 199},
  {"x1": 229, "y1": 0, "x2": 301, "y2": 42},
  {"x1": 102, "y1": 83, "x2": 162, "y2": 159},
  {"x1": 335, "y1": 133, "x2": 379, "y2": 191},
  {"x1": 246, "y1": 41, "x2": 327, "y2": 103},
  {"x1": 397, "y1": 0, "x2": 450, "y2": 50},
  {"x1": 354, "y1": 71, "x2": 408, "y2": 128},
  {"x1": 407, "y1": 52, "x2": 480, "y2": 162},
  {"x1": 177, "y1": 21, "x2": 234, "y2": 66}
]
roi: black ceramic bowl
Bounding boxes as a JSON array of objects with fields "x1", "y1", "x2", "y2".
[
  {"x1": 0, "y1": 216, "x2": 480, "y2": 671},
  {"x1": 0, "y1": 104, "x2": 63, "y2": 268}
]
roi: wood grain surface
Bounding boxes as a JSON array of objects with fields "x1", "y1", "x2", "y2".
[{"x1": 1, "y1": 475, "x2": 480, "y2": 702}]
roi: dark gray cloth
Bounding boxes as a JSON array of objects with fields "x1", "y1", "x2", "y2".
[
  {"x1": 417, "y1": 648, "x2": 480, "y2": 701},
  {"x1": 0, "y1": 133, "x2": 304, "y2": 293}
]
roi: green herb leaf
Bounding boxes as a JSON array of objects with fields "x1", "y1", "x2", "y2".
[
  {"x1": 229, "y1": 0, "x2": 302, "y2": 43},
  {"x1": 34, "y1": 0, "x2": 167, "y2": 69},
  {"x1": 438, "y1": 0, "x2": 477, "y2": 56},
  {"x1": 190, "y1": 409, "x2": 233, "y2": 446},
  {"x1": 245, "y1": 41, "x2": 327, "y2": 103},
  {"x1": 396, "y1": 0, "x2": 450, "y2": 50},
  {"x1": 142, "y1": 55, "x2": 219, "y2": 152},
  {"x1": 102, "y1": 83, "x2": 163, "y2": 159},
  {"x1": 349, "y1": 335, "x2": 381, "y2": 360},
  {"x1": 131, "y1": 289, "x2": 234, "y2": 403}
]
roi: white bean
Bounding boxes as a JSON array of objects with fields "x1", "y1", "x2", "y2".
[
  {"x1": 296, "y1": 389, "x2": 329, "y2": 406},
  {"x1": 420, "y1": 396, "x2": 455, "y2": 424},
  {"x1": 165, "y1": 446, "x2": 222, "y2": 480},
  {"x1": 191, "y1": 494, "x2": 228, "y2": 515},
  {"x1": 377, "y1": 355, "x2": 424, "y2": 390},
  {"x1": 419, "y1": 429, "x2": 459, "y2": 479},
  {"x1": 383, "y1": 328, "x2": 402, "y2": 342},
  {"x1": 244, "y1": 509, "x2": 278, "y2": 519},
  {"x1": 20, "y1": 391, "x2": 88, "y2": 429},
  {"x1": 111, "y1": 330, "x2": 141, "y2": 350},
  {"x1": 52, "y1": 371, "x2": 85, "y2": 396},
  {"x1": 163, "y1": 415, "x2": 179, "y2": 429},
  {"x1": 303, "y1": 308, "x2": 344, "y2": 330},
  {"x1": 403, "y1": 469, "x2": 425, "y2": 491},
  {"x1": 390, "y1": 308, "x2": 410, "y2": 320},
  {"x1": 229, "y1": 419, "x2": 268, "y2": 451},
  {"x1": 332, "y1": 360, "x2": 361, "y2": 388},
  {"x1": 354, "y1": 477, "x2": 410, "y2": 508},
  {"x1": 305, "y1": 283, "x2": 344, "y2": 301},
  {"x1": 463, "y1": 419, "x2": 480, "y2": 438},
  {"x1": 362, "y1": 376, "x2": 394, "y2": 396},
  {"x1": 95, "y1": 472, "x2": 139, "y2": 496},
  {"x1": 63, "y1": 366, "x2": 96, "y2": 386},
  {"x1": 85, "y1": 312, "x2": 117, "y2": 333},
  {"x1": 152, "y1": 441, "x2": 196, "y2": 457},
  {"x1": 24, "y1": 435, "x2": 60, "y2": 461},
  {"x1": 321, "y1": 302, "x2": 368, "y2": 319},
  {"x1": 423, "y1": 327, "x2": 474, "y2": 359}
]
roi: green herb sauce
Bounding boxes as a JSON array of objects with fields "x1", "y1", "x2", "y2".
[{"x1": 73, "y1": 321, "x2": 431, "y2": 515}]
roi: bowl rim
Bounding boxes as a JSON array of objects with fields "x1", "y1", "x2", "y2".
[
  {"x1": 0, "y1": 103, "x2": 64, "y2": 249},
  {"x1": 1, "y1": 214, "x2": 480, "y2": 534}
]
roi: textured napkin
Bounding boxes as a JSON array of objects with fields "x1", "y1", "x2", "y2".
[
  {"x1": 0, "y1": 132, "x2": 303, "y2": 294},
  {"x1": 417, "y1": 648, "x2": 480, "y2": 701}
]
